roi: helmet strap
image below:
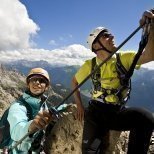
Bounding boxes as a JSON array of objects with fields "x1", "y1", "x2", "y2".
[{"x1": 93, "y1": 40, "x2": 112, "y2": 54}]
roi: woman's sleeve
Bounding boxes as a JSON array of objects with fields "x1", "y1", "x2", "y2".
[{"x1": 7, "y1": 102, "x2": 33, "y2": 141}]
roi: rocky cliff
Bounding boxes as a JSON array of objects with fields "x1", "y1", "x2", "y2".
[{"x1": 0, "y1": 64, "x2": 25, "y2": 116}]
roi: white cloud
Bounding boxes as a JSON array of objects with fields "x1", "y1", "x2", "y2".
[
  {"x1": 0, "y1": 0, "x2": 39, "y2": 50},
  {"x1": 49, "y1": 40, "x2": 57, "y2": 46},
  {"x1": 1, "y1": 44, "x2": 154, "y2": 69},
  {"x1": 0, "y1": 0, "x2": 95, "y2": 66},
  {"x1": 142, "y1": 62, "x2": 154, "y2": 70},
  {"x1": 0, "y1": 44, "x2": 95, "y2": 66}
]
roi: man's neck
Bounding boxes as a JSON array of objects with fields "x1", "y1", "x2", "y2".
[{"x1": 96, "y1": 50, "x2": 110, "y2": 61}]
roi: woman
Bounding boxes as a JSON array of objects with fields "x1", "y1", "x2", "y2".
[{"x1": 7, "y1": 68, "x2": 52, "y2": 153}]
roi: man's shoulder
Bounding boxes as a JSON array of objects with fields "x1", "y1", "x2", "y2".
[
  {"x1": 117, "y1": 51, "x2": 138, "y2": 70},
  {"x1": 85, "y1": 57, "x2": 95, "y2": 63},
  {"x1": 119, "y1": 51, "x2": 136, "y2": 57},
  {"x1": 81, "y1": 57, "x2": 95, "y2": 68}
]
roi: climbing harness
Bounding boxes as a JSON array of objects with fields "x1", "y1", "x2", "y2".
[{"x1": 91, "y1": 53, "x2": 131, "y2": 105}]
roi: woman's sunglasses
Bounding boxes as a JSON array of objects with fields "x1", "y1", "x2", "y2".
[{"x1": 29, "y1": 77, "x2": 48, "y2": 85}]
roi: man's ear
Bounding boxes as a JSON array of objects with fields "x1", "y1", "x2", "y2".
[
  {"x1": 93, "y1": 42, "x2": 101, "y2": 50},
  {"x1": 92, "y1": 42, "x2": 98, "y2": 50}
]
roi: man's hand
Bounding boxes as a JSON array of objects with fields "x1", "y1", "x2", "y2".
[
  {"x1": 140, "y1": 9, "x2": 154, "y2": 26},
  {"x1": 29, "y1": 110, "x2": 52, "y2": 133},
  {"x1": 76, "y1": 103, "x2": 84, "y2": 122},
  {"x1": 72, "y1": 76, "x2": 85, "y2": 122},
  {"x1": 137, "y1": 9, "x2": 154, "y2": 65}
]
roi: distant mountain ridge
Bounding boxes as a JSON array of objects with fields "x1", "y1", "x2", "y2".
[
  {"x1": 2, "y1": 60, "x2": 154, "y2": 112},
  {"x1": 0, "y1": 64, "x2": 77, "y2": 116},
  {"x1": 4, "y1": 60, "x2": 79, "y2": 87}
]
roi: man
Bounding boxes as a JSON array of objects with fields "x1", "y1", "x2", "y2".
[
  {"x1": 7, "y1": 68, "x2": 52, "y2": 153},
  {"x1": 72, "y1": 10, "x2": 154, "y2": 153}
]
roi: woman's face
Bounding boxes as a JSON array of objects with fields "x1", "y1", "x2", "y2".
[{"x1": 27, "y1": 75, "x2": 48, "y2": 96}]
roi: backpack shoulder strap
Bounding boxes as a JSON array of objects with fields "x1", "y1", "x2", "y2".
[
  {"x1": 0, "y1": 108, "x2": 10, "y2": 148},
  {"x1": 17, "y1": 96, "x2": 33, "y2": 120}
]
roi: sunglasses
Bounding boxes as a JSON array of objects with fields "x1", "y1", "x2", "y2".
[
  {"x1": 29, "y1": 77, "x2": 48, "y2": 85},
  {"x1": 99, "y1": 31, "x2": 112, "y2": 38}
]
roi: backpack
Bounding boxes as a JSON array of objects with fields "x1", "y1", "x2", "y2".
[
  {"x1": 91, "y1": 53, "x2": 131, "y2": 104},
  {"x1": 0, "y1": 97, "x2": 33, "y2": 148}
]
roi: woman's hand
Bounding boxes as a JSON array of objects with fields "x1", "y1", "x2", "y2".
[{"x1": 29, "y1": 110, "x2": 52, "y2": 133}]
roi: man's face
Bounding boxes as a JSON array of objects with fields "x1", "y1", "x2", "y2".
[
  {"x1": 93, "y1": 30, "x2": 117, "y2": 53},
  {"x1": 27, "y1": 75, "x2": 48, "y2": 95},
  {"x1": 99, "y1": 31, "x2": 117, "y2": 52}
]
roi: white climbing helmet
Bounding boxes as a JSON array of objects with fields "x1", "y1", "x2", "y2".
[{"x1": 87, "y1": 27, "x2": 107, "y2": 51}]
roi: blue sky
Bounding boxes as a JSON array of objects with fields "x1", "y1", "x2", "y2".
[
  {"x1": 21, "y1": 0, "x2": 153, "y2": 50},
  {"x1": 0, "y1": 0, "x2": 154, "y2": 68}
]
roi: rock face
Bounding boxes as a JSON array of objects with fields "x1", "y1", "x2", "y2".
[
  {"x1": 0, "y1": 65, "x2": 25, "y2": 116},
  {"x1": 44, "y1": 105, "x2": 83, "y2": 154},
  {"x1": 44, "y1": 104, "x2": 154, "y2": 154}
]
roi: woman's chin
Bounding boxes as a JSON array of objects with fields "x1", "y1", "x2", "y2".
[{"x1": 31, "y1": 90, "x2": 42, "y2": 96}]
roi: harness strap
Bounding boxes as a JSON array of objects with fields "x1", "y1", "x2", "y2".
[
  {"x1": 91, "y1": 54, "x2": 131, "y2": 105},
  {"x1": 116, "y1": 53, "x2": 128, "y2": 75},
  {"x1": 115, "y1": 53, "x2": 132, "y2": 104},
  {"x1": 91, "y1": 57, "x2": 101, "y2": 91}
]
